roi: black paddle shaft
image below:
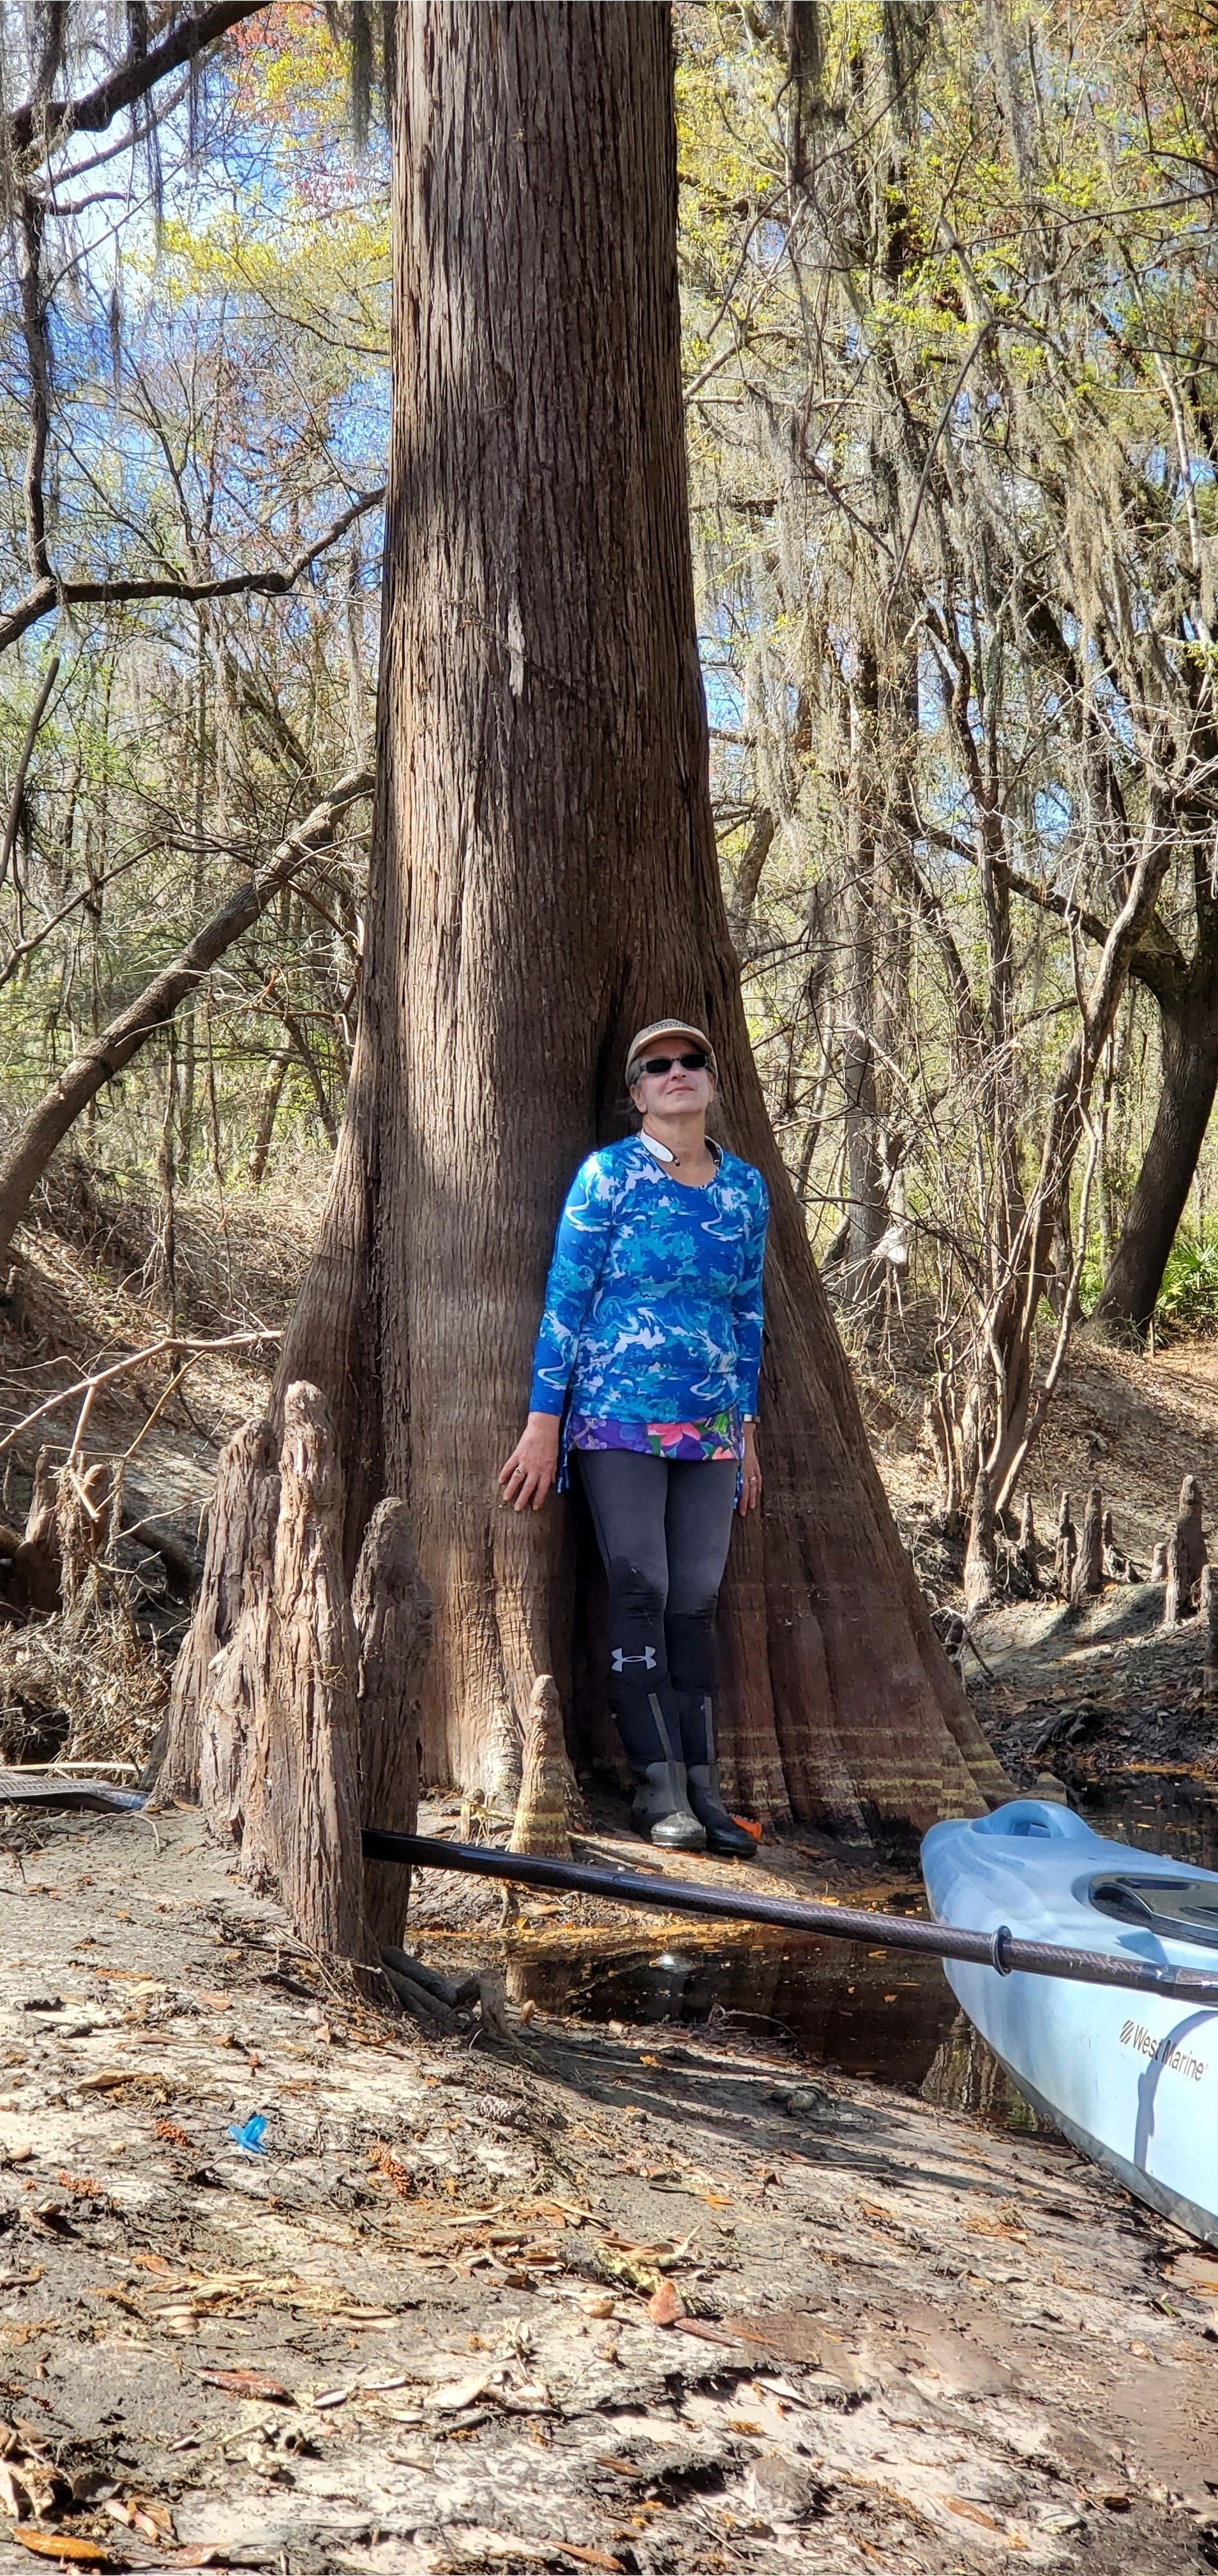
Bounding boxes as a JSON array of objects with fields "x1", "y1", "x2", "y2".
[{"x1": 363, "y1": 1829, "x2": 1218, "y2": 2008}]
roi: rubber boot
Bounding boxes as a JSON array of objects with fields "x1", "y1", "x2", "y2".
[
  {"x1": 686, "y1": 1761, "x2": 757, "y2": 1860},
  {"x1": 615, "y1": 1688, "x2": 707, "y2": 1852},
  {"x1": 677, "y1": 1689, "x2": 758, "y2": 1859},
  {"x1": 631, "y1": 1762, "x2": 707, "y2": 1852}
]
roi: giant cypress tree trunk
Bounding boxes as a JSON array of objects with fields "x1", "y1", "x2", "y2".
[{"x1": 168, "y1": 1, "x2": 1004, "y2": 1881}]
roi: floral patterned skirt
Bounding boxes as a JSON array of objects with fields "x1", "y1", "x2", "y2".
[{"x1": 566, "y1": 1408, "x2": 742, "y2": 1464}]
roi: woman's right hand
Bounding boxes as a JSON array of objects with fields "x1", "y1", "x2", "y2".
[{"x1": 499, "y1": 1411, "x2": 562, "y2": 1512}]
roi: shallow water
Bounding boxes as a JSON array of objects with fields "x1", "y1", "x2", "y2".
[
  {"x1": 512, "y1": 1937, "x2": 1039, "y2": 2125},
  {"x1": 511, "y1": 1773, "x2": 1218, "y2": 2130},
  {"x1": 1073, "y1": 1768, "x2": 1218, "y2": 1867}
]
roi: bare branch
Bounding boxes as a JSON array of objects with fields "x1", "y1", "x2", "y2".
[
  {"x1": 9, "y1": 3, "x2": 271, "y2": 174},
  {"x1": 0, "y1": 767, "x2": 373, "y2": 1262},
  {"x1": 0, "y1": 840, "x2": 170, "y2": 988},
  {"x1": 0, "y1": 487, "x2": 387, "y2": 658},
  {"x1": 0, "y1": 1330, "x2": 280, "y2": 1461},
  {"x1": 993, "y1": 1106, "x2": 1103, "y2": 1517},
  {"x1": 920, "y1": 820, "x2": 1189, "y2": 1009}
]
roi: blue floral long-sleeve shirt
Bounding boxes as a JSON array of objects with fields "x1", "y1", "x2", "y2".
[{"x1": 529, "y1": 1136, "x2": 769, "y2": 1439}]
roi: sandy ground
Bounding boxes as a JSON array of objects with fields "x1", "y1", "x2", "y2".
[{"x1": 2, "y1": 1803, "x2": 1218, "y2": 2576}]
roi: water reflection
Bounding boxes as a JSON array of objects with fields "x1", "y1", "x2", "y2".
[
  {"x1": 509, "y1": 1938, "x2": 1035, "y2": 2126},
  {"x1": 921, "y1": 2013, "x2": 1041, "y2": 2130},
  {"x1": 562, "y1": 1939, "x2": 956, "y2": 2082},
  {"x1": 505, "y1": 1777, "x2": 1218, "y2": 2134},
  {"x1": 1073, "y1": 1771, "x2": 1218, "y2": 1868}
]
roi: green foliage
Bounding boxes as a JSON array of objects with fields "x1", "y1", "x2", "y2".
[
  {"x1": 1153, "y1": 1232, "x2": 1218, "y2": 1335},
  {"x1": 1078, "y1": 1227, "x2": 1218, "y2": 1335}
]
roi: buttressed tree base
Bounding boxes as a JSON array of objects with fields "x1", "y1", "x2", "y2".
[{"x1": 161, "y1": 1, "x2": 1005, "y2": 1951}]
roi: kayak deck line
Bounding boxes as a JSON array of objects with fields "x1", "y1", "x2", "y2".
[{"x1": 363, "y1": 1830, "x2": 1218, "y2": 2008}]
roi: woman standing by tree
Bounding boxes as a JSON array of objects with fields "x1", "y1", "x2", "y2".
[{"x1": 500, "y1": 1019, "x2": 767, "y2": 1857}]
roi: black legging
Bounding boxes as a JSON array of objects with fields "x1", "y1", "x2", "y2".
[{"x1": 576, "y1": 1448, "x2": 737, "y2": 1772}]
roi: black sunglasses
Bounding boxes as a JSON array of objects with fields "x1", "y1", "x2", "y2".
[{"x1": 638, "y1": 1050, "x2": 711, "y2": 1075}]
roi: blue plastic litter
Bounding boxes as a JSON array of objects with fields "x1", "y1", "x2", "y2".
[{"x1": 226, "y1": 2113, "x2": 268, "y2": 2155}]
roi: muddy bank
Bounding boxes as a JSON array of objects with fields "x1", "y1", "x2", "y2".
[
  {"x1": 965, "y1": 1581, "x2": 1218, "y2": 1827},
  {"x1": 2, "y1": 1803, "x2": 1218, "y2": 2574}
]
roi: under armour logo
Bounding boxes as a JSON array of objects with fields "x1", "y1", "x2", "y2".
[{"x1": 611, "y1": 1646, "x2": 656, "y2": 1672}]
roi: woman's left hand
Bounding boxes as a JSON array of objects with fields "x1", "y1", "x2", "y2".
[{"x1": 739, "y1": 1422, "x2": 762, "y2": 1515}]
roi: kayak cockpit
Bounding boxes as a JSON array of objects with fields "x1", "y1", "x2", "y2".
[
  {"x1": 969, "y1": 1799, "x2": 1096, "y2": 1841},
  {"x1": 1088, "y1": 1874, "x2": 1218, "y2": 1952}
]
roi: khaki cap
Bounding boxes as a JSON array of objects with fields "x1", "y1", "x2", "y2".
[{"x1": 625, "y1": 1018, "x2": 718, "y2": 1081}]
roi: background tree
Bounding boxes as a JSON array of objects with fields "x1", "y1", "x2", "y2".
[
  {"x1": 0, "y1": 4, "x2": 386, "y2": 1239},
  {"x1": 678, "y1": 0, "x2": 1218, "y2": 1447}
]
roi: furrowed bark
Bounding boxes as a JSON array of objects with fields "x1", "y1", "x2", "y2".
[
  {"x1": 963, "y1": 1464, "x2": 997, "y2": 1619},
  {"x1": 1093, "y1": 985, "x2": 1218, "y2": 1337},
  {"x1": 194, "y1": 1434, "x2": 280, "y2": 1839},
  {"x1": 726, "y1": 809, "x2": 776, "y2": 953},
  {"x1": 509, "y1": 1672, "x2": 584, "y2": 1858},
  {"x1": 352, "y1": 1499, "x2": 433, "y2": 1952},
  {"x1": 236, "y1": 1384, "x2": 366, "y2": 1960}
]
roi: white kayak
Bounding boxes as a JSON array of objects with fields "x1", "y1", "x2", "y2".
[{"x1": 921, "y1": 1798, "x2": 1218, "y2": 2244}]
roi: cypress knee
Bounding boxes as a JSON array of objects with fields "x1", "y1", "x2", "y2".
[
  {"x1": 199, "y1": 1384, "x2": 367, "y2": 1961},
  {"x1": 1164, "y1": 1532, "x2": 1183, "y2": 1630},
  {"x1": 1017, "y1": 1491, "x2": 1037, "y2": 1585},
  {"x1": 1203, "y1": 1565, "x2": 1218, "y2": 1706},
  {"x1": 154, "y1": 1418, "x2": 278, "y2": 1807},
  {"x1": 1102, "y1": 1508, "x2": 1125, "y2": 1582},
  {"x1": 1071, "y1": 1485, "x2": 1104, "y2": 1608},
  {"x1": 353, "y1": 1499, "x2": 433, "y2": 1951},
  {"x1": 1177, "y1": 1474, "x2": 1208, "y2": 1603},
  {"x1": 509, "y1": 1673, "x2": 585, "y2": 1858},
  {"x1": 1053, "y1": 1491, "x2": 1076, "y2": 1598},
  {"x1": 56, "y1": 1460, "x2": 111, "y2": 1610},
  {"x1": 9, "y1": 1447, "x2": 62, "y2": 1614}
]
